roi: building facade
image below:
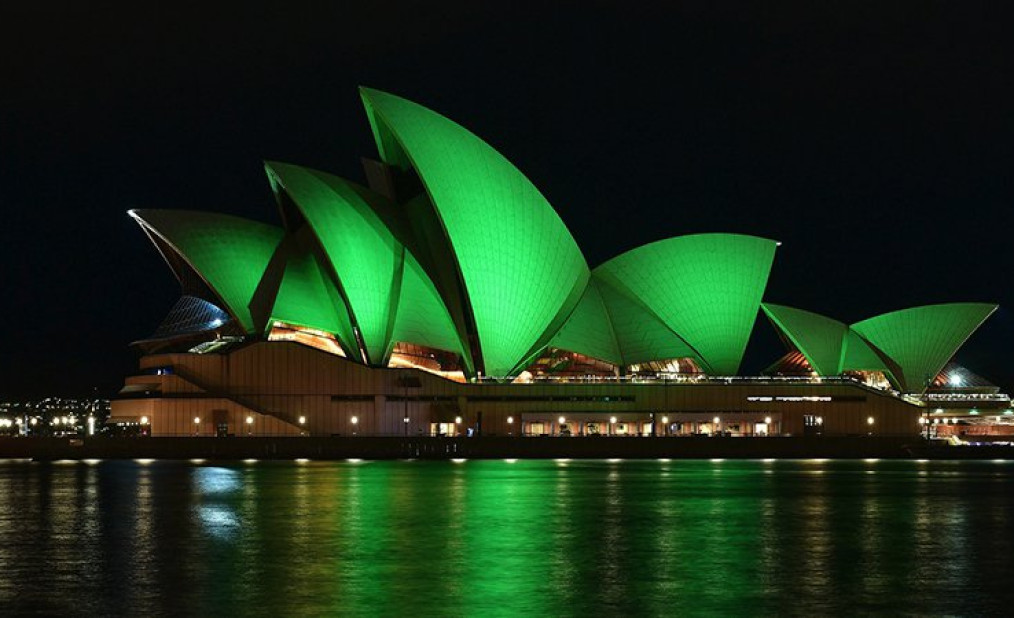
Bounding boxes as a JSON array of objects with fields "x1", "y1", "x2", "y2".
[
  {"x1": 113, "y1": 88, "x2": 1005, "y2": 439},
  {"x1": 115, "y1": 341, "x2": 937, "y2": 438}
]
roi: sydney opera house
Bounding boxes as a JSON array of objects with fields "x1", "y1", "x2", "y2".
[{"x1": 111, "y1": 87, "x2": 1008, "y2": 440}]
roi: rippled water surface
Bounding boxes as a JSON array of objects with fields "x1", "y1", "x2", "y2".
[{"x1": 1, "y1": 458, "x2": 1013, "y2": 616}]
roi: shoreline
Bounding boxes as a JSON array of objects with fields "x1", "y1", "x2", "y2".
[{"x1": 2, "y1": 436, "x2": 1012, "y2": 461}]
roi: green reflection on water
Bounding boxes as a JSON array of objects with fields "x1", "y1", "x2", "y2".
[{"x1": 0, "y1": 459, "x2": 1013, "y2": 616}]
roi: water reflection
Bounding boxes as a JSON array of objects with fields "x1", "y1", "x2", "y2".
[
  {"x1": 193, "y1": 467, "x2": 242, "y2": 541},
  {"x1": 196, "y1": 466, "x2": 241, "y2": 495},
  {"x1": 0, "y1": 460, "x2": 1012, "y2": 615}
]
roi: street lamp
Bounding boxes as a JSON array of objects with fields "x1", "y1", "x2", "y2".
[
  {"x1": 246, "y1": 415, "x2": 254, "y2": 435},
  {"x1": 507, "y1": 416, "x2": 514, "y2": 436},
  {"x1": 558, "y1": 416, "x2": 566, "y2": 436},
  {"x1": 194, "y1": 417, "x2": 201, "y2": 436},
  {"x1": 661, "y1": 416, "x2": 669, "y2": 437},
  {"x1": 403, "y1": 416, "x2": 410, "y2": 436},
  {"x1": 713, "y1": 416, "x2": 721, "y2": 436},
  {"x1": 351, "y1": 415, "x2": 358, "y2": 436},
  {"x1": 867, "y1": 416, "x2": 875, "y2": 436},
  {"x1": 609, "y1": 416, "x2": 617, "y2": 436}
]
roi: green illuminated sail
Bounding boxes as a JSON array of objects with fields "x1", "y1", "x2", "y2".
[
  {"x1": 265, "y1": 162, "x2": 403, "y2": 364},
  {"x1": 851, "y1": 303, "x2": 997, "y2": 392},
  {"x1": 391, "y1": 252, "x2": 466, "y2": 357},
  {"x1": 840, "y1": 329, "x2": 891, "y2": 376},
  {"x1": 550, "y1": 279, "x2": 623, "y2": 365},
  {"x1": 130, "y1": 209, "x2": 282, "y2": 332},
  {"x1": 360, "y1": 87, "x2": 590, "y2": 377},
  {"x1": 595, "y1": 234, "x2": 778, "y2": 375},
  {"x1": 596, "y1": 277, "x2": 699, "y2": 366},
  {"x1": 270, "y1": 246, "x2": 358, "y2": 354},
  {"x1": 761, "y1": 304, "x2": 848, "y2": 375}
]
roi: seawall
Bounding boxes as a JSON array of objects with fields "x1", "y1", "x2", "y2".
[{"x1": 1, "y1": 436, "x2": 1011, "y2": 460}]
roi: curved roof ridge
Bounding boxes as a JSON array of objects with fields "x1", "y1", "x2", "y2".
[
  {"x1": 851, "y1": 301, "x2": 999, "y2": 324},
  {"x1": 595, "y1": 232, "x2": 780, "y2": 269}
]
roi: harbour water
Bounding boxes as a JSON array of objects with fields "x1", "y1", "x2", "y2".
[{"x1": 1, "y1": 459, "x2": 1012, "y2": 616}]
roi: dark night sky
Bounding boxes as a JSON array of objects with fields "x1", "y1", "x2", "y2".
[{"x1": 2, "y1": 2, "x2": 1013, "y2": 397}]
